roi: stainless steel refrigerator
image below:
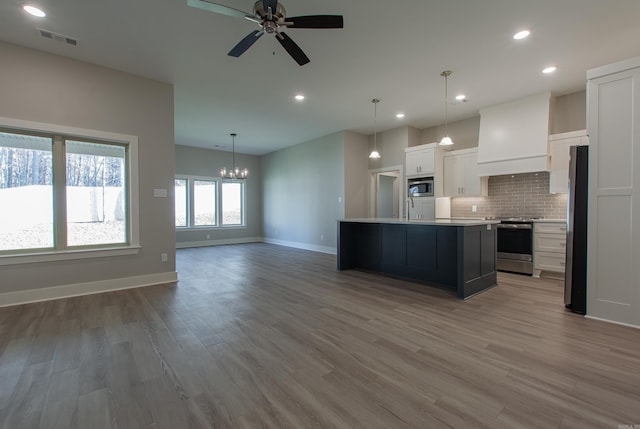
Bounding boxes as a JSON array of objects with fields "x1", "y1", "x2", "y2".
[{"x1": 565, "y1": 145, "x2": 588, "y2": 314}]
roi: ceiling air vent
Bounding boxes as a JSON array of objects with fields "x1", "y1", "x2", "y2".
[{"x1": 38, "y1": 28, "x2": 78, "y2": 46}]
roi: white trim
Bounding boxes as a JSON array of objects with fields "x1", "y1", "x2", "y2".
[
  {"x1": 176, "y1": 237, "x2": 262, "y2": 249},
  {"x1": 263, "y1": 238, "x2": 337, "y2": 255},
  {"x1": 585, "y1": 315, "x2": 640, "y2": 330},
  {"x1": 0, "y1": 116, "x2": 141, "y2": 254},
  {"x1": 0, "y1": 246, "x2": 141, "y2": 266},
  {"x1": 368, "y1": 165, "x2": 404, "y2": 219},
  {"x1": 0, "y1": 271, "x2": 178, "y2": 308},
  {"x1": 549, "y1": 129, "x2": 588, "y2": 141},
  {"x1": 587, "y1": 55, "x2": 640, "y2": 80}
]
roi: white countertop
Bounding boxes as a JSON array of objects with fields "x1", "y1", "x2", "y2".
[{"x1": 340, "y1": 218, "x2": 500, "y2": 227}]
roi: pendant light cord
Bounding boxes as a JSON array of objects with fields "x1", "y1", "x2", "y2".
[{"x1": 441, "y1": 71, "x2": 451, "y2": 136}]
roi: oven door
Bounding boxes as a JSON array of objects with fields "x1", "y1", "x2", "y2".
[{"x1": 497, "y1": 223, "x2": 533, "y2": 274}]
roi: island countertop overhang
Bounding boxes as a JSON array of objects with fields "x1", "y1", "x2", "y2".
[{"x1": 340, "y1": 218, "x2": 500, "y2": 227}]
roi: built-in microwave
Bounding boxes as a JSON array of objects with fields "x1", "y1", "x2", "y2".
[{"x1": 408, "y1": 177, "x2": 434, "y2": 197}]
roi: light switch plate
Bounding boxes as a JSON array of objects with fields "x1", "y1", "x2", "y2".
[{"x1": 154, "y1": 188, "x2": 167, "y2": 198}]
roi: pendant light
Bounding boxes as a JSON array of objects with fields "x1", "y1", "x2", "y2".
[
  {"x1": 220, "y1": 133, "x2": 248, "y2": 179},
  {"x1": 439, "y1": 70, "x2": 454, "y2": 146},
  {"x1": 369, "y1": 98, "x2": 381, "y2": 159}
]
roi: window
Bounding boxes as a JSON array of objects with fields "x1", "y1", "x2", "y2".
[
  {"x1": 174, "y1": 178, "x2": 187, "y2": 227},
  {"x1": 175, "y1": 176, "x2": 245, "y2": 228},
  {"x1": 0, "y1": 118, "x2": 139, "y2": 263}
]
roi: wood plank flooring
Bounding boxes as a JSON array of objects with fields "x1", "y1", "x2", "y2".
[{"x1": 1, "y1": 243, "x2": 639, "y2": 428}]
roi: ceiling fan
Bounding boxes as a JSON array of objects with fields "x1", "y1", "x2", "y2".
[{"x1": 187, "y1": 0, "x2": 344, "y2": 66}]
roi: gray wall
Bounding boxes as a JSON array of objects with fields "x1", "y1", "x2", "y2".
[
  {"x1": 261, "y1": 132, "x2": 346, "y2": 251},
  {"x1": 419, "y1": 90, "x2": 586, "y2": 150},
  {"x1": 552, "y1": 90, "x2": 586, "y2": 134},
  {"x1": 0, "y1": 41, "x2": 175, "y2": 293},
  {"x1": 174, "y1": 145, "x2": 262, "y2": 245},
  {"x1": 344, "y1": 131, "x2": 369, "y2": 218},
  {"x1": 368, "y1": 126, "x2": 410, "y2": 170},
  {"x1": 420, "y1": 116, "x2": 481, "y2": 150}
]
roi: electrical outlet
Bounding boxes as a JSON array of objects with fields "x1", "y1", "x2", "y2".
[
  {"x1": 320, "y1": 234, "x2": 324, "y2": 241},
  {"x1": 206, "y1": 234, "x2": 211, "y2": 239},
  {"x1": 161, "y1": 253, "x2": 168, "y2": 263},
  {"x1": 471, "y1": 205, "x2": 477, "y2": 213}
]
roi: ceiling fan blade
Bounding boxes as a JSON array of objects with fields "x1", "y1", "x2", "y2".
[
  {"x1": 286, "y1": 15, "x2": 344, "y2": 29},
  {"x1": 187, "y1": 0, "x2": 255, "y2": 20},
  {"x1": 276, "y1": 32, "x2": 310, "y2": 66},
  {"x1": 263, "y1": 0, "x2": 278, "y2": 12},
  {"x1": 228, "y1": 30, "x2": 264, "y2": 57}
]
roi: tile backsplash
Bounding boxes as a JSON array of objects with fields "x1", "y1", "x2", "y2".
[{"x1": 450, "y1": 172, "x2": 568, "y2": 219}]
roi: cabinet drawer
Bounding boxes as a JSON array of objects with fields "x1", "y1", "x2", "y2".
[
  {"x1": 535, "y1": 222, "x2": 566, "y2": 234},
  {"x1": 535, "y1": 251, "x2": 566, "y2": 272},
  {"x1": 535, "y1": 233, "x2": 566, "y2": 252}
]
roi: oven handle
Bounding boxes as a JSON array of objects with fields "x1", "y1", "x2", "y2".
[{"x1": 497, "y1": 223, "x2": 532, "y2": 230}]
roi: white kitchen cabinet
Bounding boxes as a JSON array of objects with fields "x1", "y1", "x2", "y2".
[
  {"x1": 405, "y1": 145, "x2": 435, "y2": 177},
  {"x1": 533, "y1": 221, "x2": 566, "y2": 277},
  {"x1": 442, "y1": 148, "x2": 488, "y2": 197},
  {"x1": 586, "y1": 56, "x2": 640, "y2": 327},
  {"x1": 548, "y1": 130, "x2": 588, "y2": 194},
  {"x1": 408, "y1": 197, "x2": 435, "y2": 220}
]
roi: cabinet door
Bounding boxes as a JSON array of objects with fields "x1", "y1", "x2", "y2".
[
  {"x1": 461, "y1": 152, "x2": 483, "y2": 196},
  {"x1": 419, "y1": 148, "x2": 435, "y2": 175},
  {"x1": 406, "y1": 148, "x2": 435, "y2": 176},
  {"x1": 406, "y1": 151, "x2": 422, "y2": 176},
  {"x1": 443, "y1": 155, "x2": 462, "y2": 196}
]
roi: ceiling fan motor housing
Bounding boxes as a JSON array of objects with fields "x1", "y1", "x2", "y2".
[{"x1": 254, "y1": 0, "x2": 286, "y2": 27}]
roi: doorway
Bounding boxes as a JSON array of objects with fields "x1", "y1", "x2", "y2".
[{"x1": 369, "y1": 166, "x2": 404, "y2": 219}]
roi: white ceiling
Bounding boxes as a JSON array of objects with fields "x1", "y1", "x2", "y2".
[{"x1": 1, "y1": 0, "x2": 640, "y2": 155}]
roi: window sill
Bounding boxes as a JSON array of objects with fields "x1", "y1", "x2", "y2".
[{"x1": 0, "y1": 245, "x2": 141, "y2": 266}]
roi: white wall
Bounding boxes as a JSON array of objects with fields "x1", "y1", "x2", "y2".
[{"x1": 0, "y1": 41, "x2": 175, "y2": 296}]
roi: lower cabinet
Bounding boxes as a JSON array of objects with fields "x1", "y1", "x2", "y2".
[
  {"x1": 408, "y1": 197, "x2": 435, "y2": 220},
  {"x1": 533, "y1": 221, "x2": 566, "y2": 277}
]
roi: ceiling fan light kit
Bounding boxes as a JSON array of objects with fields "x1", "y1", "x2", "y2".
[{"x1": 188, "y1": 0, "x2": 343, "y2": 66}]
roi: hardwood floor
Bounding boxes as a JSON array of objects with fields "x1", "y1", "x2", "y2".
[{"x1": 1, "y1": 243, "x2": 639, "y2": 428}]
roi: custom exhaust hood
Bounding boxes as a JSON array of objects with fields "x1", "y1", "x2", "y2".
[{"x1": 477, "y1": 92, "x2": 552, "y2": 177}]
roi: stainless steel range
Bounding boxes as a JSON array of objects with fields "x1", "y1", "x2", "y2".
[{"x1": 496, "y1": 217, "x2": 535, "y2": 275}]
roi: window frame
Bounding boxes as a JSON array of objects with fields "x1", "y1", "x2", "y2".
[
  {"x1": 174, "y1": 175, "x2": 246, "y2": 230},
  {"x1": 0, "y1": 117, "x2": 140, "y2": 266}
]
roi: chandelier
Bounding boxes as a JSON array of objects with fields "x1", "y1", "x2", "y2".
[{"x1": 220, "y1": 133, "x2": 248, "y2": 179}]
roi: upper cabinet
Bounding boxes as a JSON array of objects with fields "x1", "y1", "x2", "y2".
[
  {"x1": 443, "y1": 148, "x2": 488, "y2": 197},
  {"x1": 406, "y1": 146, "x2": 435, "y2": 176},
  {"x1": 548, "y1": 130, "x2": 588, "y2": 194},
  {"x1": 477, "y1": 92, "x2": 551, "y2": 176},
  {"x1": 405, "y1": 143, "x2": 444, "y2": 197}
]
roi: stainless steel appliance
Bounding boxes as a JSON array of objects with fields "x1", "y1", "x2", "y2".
[
  {"x1": 565, "y1": 145, "x2": 588, "y2": 314},
  {"x1": 497, "y1": 218, "x2": 533, "y2": 275},
  {"x1": 408, "y1": 177, "x2": 434, "y2": 197}
]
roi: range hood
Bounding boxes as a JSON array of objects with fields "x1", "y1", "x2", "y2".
[{"x1": 477, "y1": 92, "x2": 551, "y2": 177}]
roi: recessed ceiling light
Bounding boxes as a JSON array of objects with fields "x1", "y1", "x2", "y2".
[
  {"x1": 542, "y1": 66, "x2": 557, "y2": 74},
  {"x1": 396, "y1": 113, "x2": 405, "y2": 119},
  {"x1": 294, "y1": 94, "x2": 305, "y2": 101},
  {"x1": 23, "y1": 5, "x2": 46, "y2": 17},
  {"x1": 513, "y1": 30, "x2": 530, "y2": 40},
  {"x1": 455, "y1": 94, "x2": 466, "y2": 101}
]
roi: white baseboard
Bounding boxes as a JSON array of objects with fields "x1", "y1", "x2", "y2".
[
  {"x1": 0, "y1": 271, "x2": 178, "y2": 308},
  {"x1": 176, "y1": 237, "x2": 262, "y2": 249},
  {"x1": 585, "y1": 315, "x2": 640, "y2": 330},
  {"x1": 263, "y1": 238, "x2": 337, "y2": 255}
]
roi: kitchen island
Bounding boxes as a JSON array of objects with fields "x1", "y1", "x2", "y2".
[{"x1": 338, "y1": 218, "x2": 499, "y2": 299}]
